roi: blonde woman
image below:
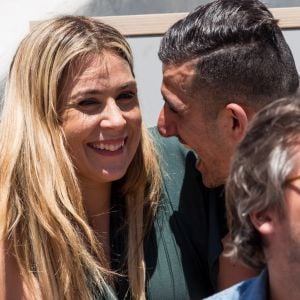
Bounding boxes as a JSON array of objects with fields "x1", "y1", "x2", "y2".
[{"x1": 0, "y1": 16, "x2": 160, "y2": 299}]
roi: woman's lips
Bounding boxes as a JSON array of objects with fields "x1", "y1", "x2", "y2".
[{"x1": 87, "y1": 137, "x2": 127, "y2": 155}]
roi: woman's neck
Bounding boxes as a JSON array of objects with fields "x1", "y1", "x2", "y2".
[
  {"x1": 80, "y1": 179, "x2": 112, "y2": 261},
  {"x1": 81, "y1": 180, "x2": 112, "y2": 221}
]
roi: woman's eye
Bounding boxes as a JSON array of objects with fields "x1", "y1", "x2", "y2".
[
  {"x1": 78, "y1": 98, "x2": 98, "y2": 106},
  {"x1": 117, "y1": 92, "x2": 136, "y2": 101}
]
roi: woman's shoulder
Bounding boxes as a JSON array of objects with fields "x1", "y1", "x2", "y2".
[
  {"x1": 149, "y1": 126, "x2": 188, "y2": 158},
  {"x1": 149, "y1": 126, "x2": 196, "y2": 178},
  {"x1": 148, "y1": 126, "x2": 205, "y2": 206},
  {"x1": 0, "y1": 240, "x2": 38, "y2": 299}
]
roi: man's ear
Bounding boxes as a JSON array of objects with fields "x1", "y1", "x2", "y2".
[
  {"x1": 249, "y1": 210, "x2": 276, "y2": 236},
  {"x1": 220, "y1": 103, "x2": 249, "y2": 142}
]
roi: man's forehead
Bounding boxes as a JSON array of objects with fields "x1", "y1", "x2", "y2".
[
  {"x1": 162, "y1": 59, "x2": 198, "y2": 78},
  {"x1": 162, "y1": 59, "x2": 198, "y2": 94}
]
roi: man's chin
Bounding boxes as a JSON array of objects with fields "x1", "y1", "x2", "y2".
[
  {"x1": 195, "y1": 157, "x2": 203, "y2": 173},
  {"x1": 176, "y1": 135, "x2": 188, "y2": 146},
  {"x1": 201, "y1": 176, "x2": 224, "y2": 188},
  {"x1": 196, "y1": 162, "x2": 226, "y2": 188},
  {"x1": 202, "y1": 179, "x2": 223, "y2": 188}
]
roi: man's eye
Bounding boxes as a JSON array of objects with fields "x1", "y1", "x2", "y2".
[
  {"x1": 166, "y1": 102, "x2": 178, "y2": 114},
  {"x1": 163, "y1": 97, "x2": 178, "y2": 114}
]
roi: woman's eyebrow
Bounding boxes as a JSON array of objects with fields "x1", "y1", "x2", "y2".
[
  {"x1": 70, "y1": 89, "x2": 103, "y2": 99},
  {"x1": 118, "y1": 80, "x2": 137, "y2": 90},
  {"x1": 71, "y1": 80, "x2": 137, "y2": 97}
]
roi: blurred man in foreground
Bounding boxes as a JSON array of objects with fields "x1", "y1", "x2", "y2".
[{"x1": 207, "y1": 95, "x2": 300, "y2": 299}]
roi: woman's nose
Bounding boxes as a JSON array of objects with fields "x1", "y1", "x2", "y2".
[{"x1": 100, "y1": 100, "x2": 127, "y2": 129}]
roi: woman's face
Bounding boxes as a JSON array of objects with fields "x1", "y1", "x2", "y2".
[{"x1": 60, "y1": 51, "x2": 142, "y2": 184}]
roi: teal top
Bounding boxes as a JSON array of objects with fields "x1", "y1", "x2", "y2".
[{"x1": 101, "y1": 128, "x2": 227, "y2": 299}]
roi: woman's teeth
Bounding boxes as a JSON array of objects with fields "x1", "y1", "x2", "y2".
[{"x1": 90, "y1": 141, "x2": 124, "y2": 151}]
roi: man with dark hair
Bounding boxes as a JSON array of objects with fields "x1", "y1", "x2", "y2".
[
  {"x1": 158, "y1": 0, "x2": 298, "y2": 188},
  {"x1": 206, "y1": 95, "x2": 300, "y2": 299},
  {"x1": 156, "y1": 0, "x2": 299, "y2": 297}
]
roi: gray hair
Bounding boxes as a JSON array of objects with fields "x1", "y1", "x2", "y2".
[{"x1": 226, "y1": 95, "x2": 300, "y2": 269}]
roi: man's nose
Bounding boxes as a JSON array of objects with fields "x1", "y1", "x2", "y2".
[{"x1": 157, "y1": 105, "x2": 177, "y2": 137}]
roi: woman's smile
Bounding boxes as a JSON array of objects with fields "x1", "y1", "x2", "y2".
[{"x1": 87, "y1": 137, "x2": 127, "y2": 155}]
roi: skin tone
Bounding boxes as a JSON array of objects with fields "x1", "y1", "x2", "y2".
[
  {"x1": 0, "y1": 51, "x2": 142, "y2": 299},
  {"x1": 251, "y1": 149, "x2": 300, "y2": 300},
  {"x1": 218, "y1": 235, "x2": 257, "y2": 291},
  {"x1": 0, "y1": 241, "x2": 30, "y2": 299},
  {"x1": 157, "y1": 60, "x2": 257, "y2": 289},
  {"x1": 157, "y1": 60, "x2": 250, "y2": 188},
  {"x1": 60, "y1": 51, "x2": 142, "y2": 258},
  {"x1": 0, "y1": 240, "x2": 42, "y2": 299}
]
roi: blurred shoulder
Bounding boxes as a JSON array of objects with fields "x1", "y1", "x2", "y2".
[
  {"x1": 149, "y1": 126, "x2": 188, "y2": 156},
  {"x1": 148, "y1": 127, "x2": 204, "y2": 207},
  {"x1": 148, "y1": 126, "x2": 195, "y2": 172},
  {"x1": 205, "y1": 270, "x2": 268, "y2": 300},
  {"x1": 204, "y1": 280, "x2": 248, "y2": 300}
]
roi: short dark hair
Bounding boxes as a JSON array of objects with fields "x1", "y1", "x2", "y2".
[{"x1": 159, "y1": 0, "x2": 299, "y2": 114}]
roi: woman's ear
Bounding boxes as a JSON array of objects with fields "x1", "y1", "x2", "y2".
[{"x1": 222, "y1": 103, "x2": 249, "y2": 142}]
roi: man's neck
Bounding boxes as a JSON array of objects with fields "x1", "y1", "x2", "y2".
[
  {"x1": 268, "y1": 261, "x2": 300, "y2": 300},
  {"x1": 218, "y1": 234, "x2": 258, "y2": 290}
]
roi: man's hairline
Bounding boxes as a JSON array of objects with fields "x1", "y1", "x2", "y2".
[{"x1": 161, "y1": 57, "x2": 262, "y2": 121}]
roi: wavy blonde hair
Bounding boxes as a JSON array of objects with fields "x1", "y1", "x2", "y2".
[{"x1": 0, "y1": 16, "x2": 160, "y2": 299}]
